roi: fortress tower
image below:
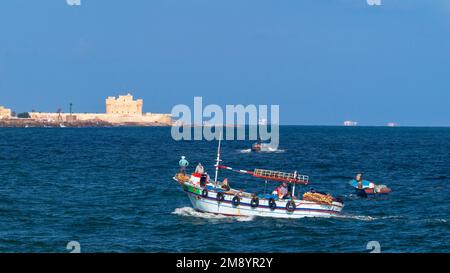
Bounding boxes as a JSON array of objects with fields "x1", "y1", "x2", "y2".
[
  {"x1": 28, "y1": 92, "x2": 172, "y2": 125},
  {"x1": 105, "y1": 93, "x2": 143, "y2": 115},
  {"x1": 0, "y1": 106, "x2": 12, "y2": 119}
]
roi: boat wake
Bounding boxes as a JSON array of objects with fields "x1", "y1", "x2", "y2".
[
  {"x1": 173, "y1": 208, "x2": 411, "y2": 223},
  {"x1": 263, "y1": 147, "x2": 285, "y2": 153},
  {"x1": 238, "y1": 148, "x2": 285, "y2": 153},
  {"x1": 172, "y1": 207, "x2": 255, "y2": 222},
  {"x1": 332, "y1": 214, "x2": 377, "y2": 221},
  {"x1": 423, "y1": 218, "x2": 448, "y2": 224},
  {"x1": 333, "y1": 214, "x2": 406, "y2": 222}
]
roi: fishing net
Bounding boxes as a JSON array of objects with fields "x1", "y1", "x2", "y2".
[
  {"x1": 175, "y1": 173, "x2": 190, "y2": 183},
  {"x1": 302, "y1": 192, "x2": 333, "y2": 205}
]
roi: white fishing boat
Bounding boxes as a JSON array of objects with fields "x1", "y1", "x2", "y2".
[{"x1": 173, "y1": 140, "x2": 344, "y2": 219}]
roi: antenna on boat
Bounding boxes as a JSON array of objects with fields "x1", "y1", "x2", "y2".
[{"x1": 214, "y1": 132, "x2": 222, "y2": 187}]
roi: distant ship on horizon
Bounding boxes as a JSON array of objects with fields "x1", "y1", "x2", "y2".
[
  {"x1": 343, "y1": 120, "x2": 358, "y2": 127},
  {"x1": 387, "y1": 122, "x2": 398, "y2": 127}
]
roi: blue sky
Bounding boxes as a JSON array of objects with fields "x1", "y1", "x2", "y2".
[{"x1": 1, "y1": 0, "x2": 450, "y2": 126}]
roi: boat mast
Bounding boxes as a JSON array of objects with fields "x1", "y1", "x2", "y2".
[
  {"x1": 292, "y1": 171, "x2": 297, "y2": 198},
  {"x1": 214, "y1": 132, "x2": 222, "y2": 187}
]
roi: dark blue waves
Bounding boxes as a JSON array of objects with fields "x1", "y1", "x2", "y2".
[{"x1": 0, "y1": 126, "x2": 449, "y2": 252}]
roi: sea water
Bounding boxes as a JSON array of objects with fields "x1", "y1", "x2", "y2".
[{"x1": 0, "y1": 126, "x2": 449, "y2": 252}]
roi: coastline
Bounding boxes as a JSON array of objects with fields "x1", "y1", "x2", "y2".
[
  {"x1": 2, "y1": 120, "x2": 449, "y2": 129},
  {"x1": 0, "y1": 118, "x2": 172, "y2": 128}
]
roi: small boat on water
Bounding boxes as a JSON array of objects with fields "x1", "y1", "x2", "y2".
[
  {"x1": 251, "y1": 141, "x2": 262, "y2": 152},
  {"x1": 251, "y1": 139, "x2": 274, "y2": 152},
  {"x1": 349, "y1": 180, "x2": 391, "y2": 198},
  {"x1": 173, "y1": 139, "x2": 344, "y2": 219}
]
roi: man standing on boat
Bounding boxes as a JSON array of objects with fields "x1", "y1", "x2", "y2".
[
  {"x1": 195, "y1": 163, "x2": 205, "y2": 174},
  {"x1": 274, "y1": 182, "x2": 289, "y2": 199},
  {"x1": 356, "y1": 173, "x2": 363, "y2": 189},
  {"x1": 179, "y1": 156, "x2": 189, "y2": 175},
  {"x1": 221, "y1": 178, "x2": 230, "y2": 191}
]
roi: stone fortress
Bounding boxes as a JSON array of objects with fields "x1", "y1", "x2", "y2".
[
  {"x1": 106, "y1": 94, "x2": 143, "y2": 115},
  {"x1": 0, "y1": 106, "x2": 12, "y2": 119},
  {"x1": 28, "y1": 93, "x2": 172, "y2": 125}
]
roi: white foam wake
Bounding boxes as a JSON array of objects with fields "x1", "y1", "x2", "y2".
[
  {"x1": 426, "y1": 218, "x2": 447, "y2": 223},
  {"x1": 172, "y1": 207, "x2": 254, "y2": 222},
  {"x1": 332, "y1": 214, "x2": 377, "y2": 221},
  {"x1": 262, "y1": 147, "x2": 285, "y2": 153},
  {"x1": 238, "y1": 148, "x2": 285, "y2": 153}
]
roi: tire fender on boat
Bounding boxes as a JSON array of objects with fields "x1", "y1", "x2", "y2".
[
  {"x1": 216, "y1": 192, "x2": 225, "y2": 202},
  {"x1": 201, "y1": 189, "x2": 208, "y2": 198},
  {"x1": 286, "y1": 200, "x2": 296, "y2": 212},
  {"x1": 232, "y1": 196, "x2": 240, "y2": 207},
  {"x1": 269, "y1": 198, "x2": 277, "y2": 210},
  {"x1": 250, "y1": 196, "x2": 259, "y2": 208}
]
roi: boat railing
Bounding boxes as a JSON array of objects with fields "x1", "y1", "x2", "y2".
[
  {"x1": 253, "y1": 169, "x2": 309, "y2": 183},
  {"x1": 296, "y1": 174, "x2": 309, "y2": 182}
]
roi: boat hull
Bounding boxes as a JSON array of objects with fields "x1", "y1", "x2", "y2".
[
  {"x1": 363, "y1": 188, "x2": 391, "y2": 194},
  {"x1": 183, "y1": 184, "x2": 343, "y2": 219},
  {"x1": 350, "y1": 180, "x2": 391, "y2": 197}
]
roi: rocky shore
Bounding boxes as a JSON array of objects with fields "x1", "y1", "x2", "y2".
[{"x1": 0, "y1": 118, "x2": 171, "y2": 128}]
